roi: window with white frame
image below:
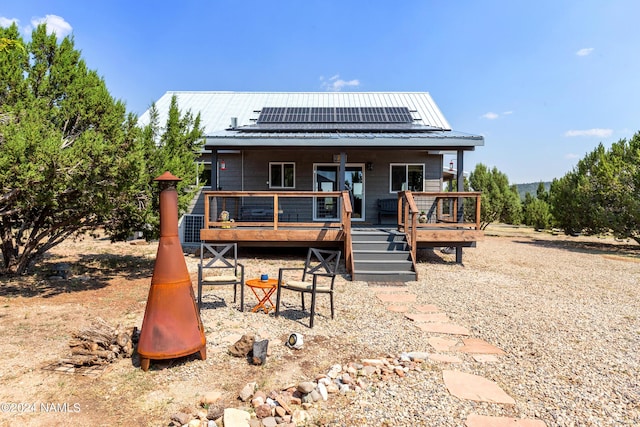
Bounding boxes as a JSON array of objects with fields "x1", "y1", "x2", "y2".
[
  {"x1": 390, "y1": 164, "x2": 424, "y2": 192},
  {"x1": 269, "y1": 162, "x2": 295, "y2": 189}
]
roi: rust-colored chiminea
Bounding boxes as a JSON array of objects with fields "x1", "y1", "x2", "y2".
[{"x1": 137, "y1": 172, "x2": 206, "y2": 371}]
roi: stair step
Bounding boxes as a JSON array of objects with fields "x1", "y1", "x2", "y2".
[
  {"x1": 354, "y1": 260, "x2": 414, "y2": 272},
  {"x1": 352, "y1": 250, "x2": 412, "y2": 261},
  {"x1": 352, "y1": 270, "x2": 416, "y2": 282},
  {"x1": 352, "y1": 241, "x2": 408, "y2": 251}
]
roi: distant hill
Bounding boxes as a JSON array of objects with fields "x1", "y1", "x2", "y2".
[{"x1": 515, "y1": 181, "x2": 551, "y2": 200}]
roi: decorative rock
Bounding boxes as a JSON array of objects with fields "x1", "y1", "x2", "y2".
[
  {"x1": 251, "y1": 396, "x2": 264, "y2": 408},
  {"x1": 326, "y1": 382, "x2": 340, "y2": 394},
  {"x1": 274, "y1": 395, "x2": 293, "y2": 414},
  {"x1": 206, "y1": 403, "x2": 225, "y2": 420},
  {"x1": 310, "y1": 389, "x2": 321, "y2": 402},
  {"x1": 339, "y1": 384, "x2": 350, "y2": 394},
  {"x1": 239, "y1": 382, "x2": 256, "y2": 402},
  {"x1": 297, "y1": 381, "x2": 315, "y2": 394},
  {"x1": 317, "y1": 382, "x2": 329, "y2": 401},
  {"x1": 248, "y1": 420, "x2": 261, "y2": 427},
  {"x1": 301, "y1": 393, "x2": 314, "y2": 404},
  {"x1": 406, "y1": 351, "x2": 430, "y2": 361},
  {"x1": 171, "y1": 412, "x2": 191, "y2": 425},
  {"x1": 274, "y1": 406, "x2": 287, "y2": 417},
  {"x1": 327, "y1": 364, "x2": 342, "y2": 378},
  {"x1": 229, "y1": 334, "x2": 255, "y2": 357},
  {"x1": 341, "y1": 373, "x2": 353, "y2": 384},
  {"x1": 362, "y1": 365, "x2": 378, "y2": 377},
  {"x1": 200, "y1": 391, "x2": 222, "y2": 405},
  {"x1": 188, "y1": 419, "x2": 202, "y2": 427},
  {"x1": 361, "y1": 359, "x2": 385, "y2": 367},
  {"x1": 223, "y1": 408, "x2": 251, "y2": 427},
  {"x1": 255, "y1": 403, "x2": 272, "y2": 418},
  {"x1": 261, "y1": 417, "x2": 278, "y2": 427}
]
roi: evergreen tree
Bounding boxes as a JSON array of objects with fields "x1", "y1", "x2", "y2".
[
  {"x1": 549, "y1": 132, "x2": 640, "y2": 242},
  {"x1": 0, "y1": 24, "x2": 203, "y2": 274},
  {"x1": 469, "y1": 163, "x2": 521, "y2": 229}
]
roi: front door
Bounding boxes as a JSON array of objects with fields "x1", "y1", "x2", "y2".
[{"x1": 313, "y1": 164, "x2": 365, "y2": 221}]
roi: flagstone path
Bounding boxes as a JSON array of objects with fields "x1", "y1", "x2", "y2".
[{"x1": 372, "y1": 285, "x2": 547, "y2": 426}]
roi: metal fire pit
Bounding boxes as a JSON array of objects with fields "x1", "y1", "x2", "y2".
[{"x1": 137, "y1": 172, "x2": 206, "y2": 371}]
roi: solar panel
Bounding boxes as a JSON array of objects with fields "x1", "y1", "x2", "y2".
[{"x1": 257, "y1": 107, "x2": 413, "y2": 124}]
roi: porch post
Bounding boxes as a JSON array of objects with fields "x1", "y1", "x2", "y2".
[
  {"x1": 456, "y1": 151, "x2": 464, "y2": 264},
  {"x1": 210, "y1": 149, "x2": 218, "y2": 190},
  {"x1": 338, "y1": 152, "x2": 346, "y2": 190}
]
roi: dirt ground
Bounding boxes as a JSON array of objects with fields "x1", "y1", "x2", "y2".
[{"x1": 0, "y1": 226, "x2": 637, "y2": 426}]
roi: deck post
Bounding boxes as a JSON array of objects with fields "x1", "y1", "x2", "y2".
[
  {"x1": 456, "y1": 152, "x2": 464, "y2": 264},
  {"x1": 210, "y1": 149, "x2": 218, "y2": 190}
]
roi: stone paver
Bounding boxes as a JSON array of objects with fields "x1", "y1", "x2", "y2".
[
  {"x1": 414, "y1": 304, "x2": 441, "y2": 313},
  {"x1": 456, "y1": 338, "x2": 506, "y2": 355},
  {"x1": 385, "y1": 305, "x2": 410, "y2": 313},
  {"x1": 375, "y1": 293, "x2": 417, "y2": 303},
  {"x1": 472, "y1": 354, "x2": 500, "y2": 363},
  {"x1": 442, "y1": 370, "x2": 515, "y2": 404},
  {"x1": 415, "y1": 322, "x2": 470, "y2": 335},
  {"x1": 428, "y1": 337, "x2": 458, "y2": 352},
  {"x1": 405, "y1": 312, "x2": 450, "y2": 323},
  {"x1": 428, "y1": 354, "x2": 463, "y2": 364},
  {"x1": 465, "y1": 414, "x2": 547, "y2": 427}
]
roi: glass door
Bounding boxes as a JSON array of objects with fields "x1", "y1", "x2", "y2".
[
  {"x1": 313, "y1": 164, "x2": 365, "y2": 221},
  {"x1": 345, "y1": 165, "x2": 364, "y2": 221}
]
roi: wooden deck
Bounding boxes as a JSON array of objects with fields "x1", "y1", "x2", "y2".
[{"x1": 200, "y1": 190, "x2": 483, "y2": 276}]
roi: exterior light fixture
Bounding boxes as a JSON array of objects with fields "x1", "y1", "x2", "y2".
[
  {"x1": 220, "y1": 160, "x2": 226, "y2": 170},
  {"x1": 366, "y1": 162, "x2": 373, "y2": 171}
]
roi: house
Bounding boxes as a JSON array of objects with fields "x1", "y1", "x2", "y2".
[{"x1": 140, "y1": 91, "x2": 484, "y2": 281}]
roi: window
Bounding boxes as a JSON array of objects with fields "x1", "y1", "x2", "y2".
[
  {"x1": 269, "y1": 162, "x2": 295, "y2": 189},
  {"x1": 390, "y1": 164, "x2": 424, "y2": 192}
]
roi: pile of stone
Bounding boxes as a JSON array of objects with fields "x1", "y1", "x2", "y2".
[{"x1": 168, "y1": 351, "x2": 430, "y2": 427}]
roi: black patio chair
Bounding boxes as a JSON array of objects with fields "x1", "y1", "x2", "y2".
[
  {"x1": 275, "y1": 248, "x2": 341, "y2": 328},
  {"x1": 197, "y1": 243, "x2": 245, "y2": 312}
]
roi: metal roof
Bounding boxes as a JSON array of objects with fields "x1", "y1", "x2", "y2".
[{"x1": 138, "y1": 91, "x2": 484, "y2": 149}]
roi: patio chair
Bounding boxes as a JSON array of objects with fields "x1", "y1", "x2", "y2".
[
  {"x1": 197, "y1": 243, "x2": 245, "y2": 312},
  {"x1": 275, "y1": 248, "x2": 342, "y2": 328}
]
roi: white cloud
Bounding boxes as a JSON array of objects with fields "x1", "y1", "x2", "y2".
[
  {"x1": 564, "y1": 128, "x2": 613, "y2": 138},
  {"x1": 320, "y1": 74, "x2": 360, "y2": 92},
  {"x1": 482, "y1": 112, "x2": 499, "y2": 120},
  {"x1": 28, "y1": 15, "x2": 72, "y2": 37},
  {"x1": 0, "y1": 17, "x2": 19, "y2": 27},
  {"x1": 576, "y1": 48, "x2": 594, "y2": 57}
]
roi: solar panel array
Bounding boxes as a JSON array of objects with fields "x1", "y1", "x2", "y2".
[{"x1": 257, "y1": 107, "x2": 413, "y2": 124}]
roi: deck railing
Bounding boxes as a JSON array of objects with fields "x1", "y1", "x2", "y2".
[
  {"x1": 399, "y1": 191, "x2": 482, "y2": 262},
  {"x1": 202, "y1": 190, "x2": 354, "y2": 271}
]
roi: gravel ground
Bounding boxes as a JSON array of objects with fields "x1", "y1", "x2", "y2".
[
  {"x1": 1, "y1": 227, "x2": 637, "y2": 427},
  {"x1": 190, "y1": 229, "x2": 639, "y2": 426}
]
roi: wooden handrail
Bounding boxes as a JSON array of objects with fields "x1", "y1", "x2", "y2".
[{"x1": 340, "y1": 191, "x2": 354, "y2": 276}]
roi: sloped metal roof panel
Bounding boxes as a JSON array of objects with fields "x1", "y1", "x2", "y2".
[{"x1": 138, "y1": 91, "x2": 454, "y2": 134}]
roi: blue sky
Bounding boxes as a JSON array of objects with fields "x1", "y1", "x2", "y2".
[{"x1": 2, "y1": 1, "x2": 639, "y2": 183}]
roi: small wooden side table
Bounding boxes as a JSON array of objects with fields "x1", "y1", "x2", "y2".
[{"x1": 245, "y1": 278, "x2": 278, "y2": 313}]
